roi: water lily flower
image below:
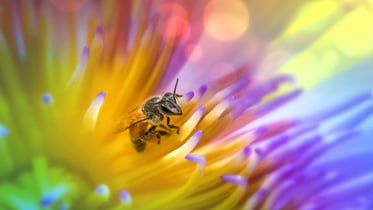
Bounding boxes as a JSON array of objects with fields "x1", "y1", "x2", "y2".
[{"x1": 1, "y1": 0, "x2": 373, "y2": 209}]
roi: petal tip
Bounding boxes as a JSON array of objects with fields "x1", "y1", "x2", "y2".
[
  {"x1": 82, "y1": 46, "x2": 90, "y2": 56},
  {"x1": 221, "y1": 174, "x2": 248, "y2": 188},
  {"x1": 0, "y1": 124, "x2": 9, "y2": 137},
  {"x1": 185, "y1": 154, "x2": 206, "y2": 168},
  {"x1": 195, "y1": 130, "x2": 203, "y2": 138},
  {"x1": 97, "y1": 91, "x2": 106, "y2": 99},
  {"x1": 198, "y1": 106, "x2": 205, "y2": 113},
  {"x1": 198, "y1": 85, "x2": 208, "y2": 95},
  {"x1": 119, "y1": 190, "x2": 132, "y2": 204},
  {"x1": 95, "y1": 184, "x2": 110, "y2": 196},
  {"x1": 40, "y1": 195, "x2": 55, "y2": 206},
  {"x1": 96, "y1": 25, "x2": 103, "y2": 35},
  {"x1": 42, "y1": 93, "x2": 53, "y2": 104},
  {"x1": 185, "y1": 91, "x2": 195, "y2": 101},
  {"x1": 243, "y1": 146, "x2": 251, "y2": 157},
  {"x1": 254, "y1": 125, "x2": 267, "y2": 136},
  {"x1": 254, "y1": 148, "x2": 266, "y2": 158}
]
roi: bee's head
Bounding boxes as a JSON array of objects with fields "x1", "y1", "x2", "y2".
[
  {"x1": 160, "y1": 92, "x2": 182, "y2": 115},
  {"x1": 159, "y1": 78, "x2": 182, "y2": 115}
]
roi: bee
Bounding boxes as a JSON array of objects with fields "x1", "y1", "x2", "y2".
[{"x1": 114, "y1": 78, "x2": 183, "y2": 152}]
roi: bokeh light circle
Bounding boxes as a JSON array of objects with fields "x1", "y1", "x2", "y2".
[
  {"x1": 204, "y1": 0, "x2": 250, "y2": 41},
  {"x1": 161, "y1": 16, "x2": 189, "y2": 39},
  {"x1": 155, "y1": 2, "x2": 191, "y2": 40},
  {"x1": 157, "y1": 2, "x2": 188, "y2": 18}
]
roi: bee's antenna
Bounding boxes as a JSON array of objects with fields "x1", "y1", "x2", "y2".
[{"x1": 173, "y1": 78, "x2": 179, "y2": 98}]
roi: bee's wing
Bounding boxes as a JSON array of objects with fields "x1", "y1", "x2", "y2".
[{"x1": 114, "y1": 107, "x2": 148, "y2": 133}]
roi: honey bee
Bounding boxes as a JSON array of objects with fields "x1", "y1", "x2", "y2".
[{"x1": 114, "y1": 78, "x2": 183, "y2": 152}]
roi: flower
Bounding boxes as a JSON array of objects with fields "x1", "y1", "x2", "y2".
[{"x1": 1, "y1": 0, "x2": 373, "y2": 209}]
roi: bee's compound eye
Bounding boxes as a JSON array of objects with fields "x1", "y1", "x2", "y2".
[
  {"x1": 160, "y1": 101, "x2": 182, "y2": 115},
  {"x1": 160, "y1": 102, "x2": 172, "y2": 114}
]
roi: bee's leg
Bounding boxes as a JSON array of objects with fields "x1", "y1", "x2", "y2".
[
  {"x1": 132, "y1": 138, "x2": 147, "y2": 152},
  {"x1": 146, "y1": 126, "x2": 169, "y2": 144},
  {"x1": 136, "y1": 126, "x2": 156, "y2": 144},
  {"x1": 134, "y1": 141, "x2": 146, "y2": 152},
  {"x1": 132, "y1": 127, "x2": 156, "y2": 152},
  {"x1": 166, "y1": 116, "x2": 180, "y2": 134},
  {"x1": 154, "y1": 130, "x2": 169, "y2": 144},
  {"x1": 159, "y1": 124, "x2": 170, "y2": 131},
  {"x1": 146, "y1": 126, "x2": 157, "y2": 135},
  {"x1": 146, "y1": 126, "x2": 161, "y2": 144}
]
